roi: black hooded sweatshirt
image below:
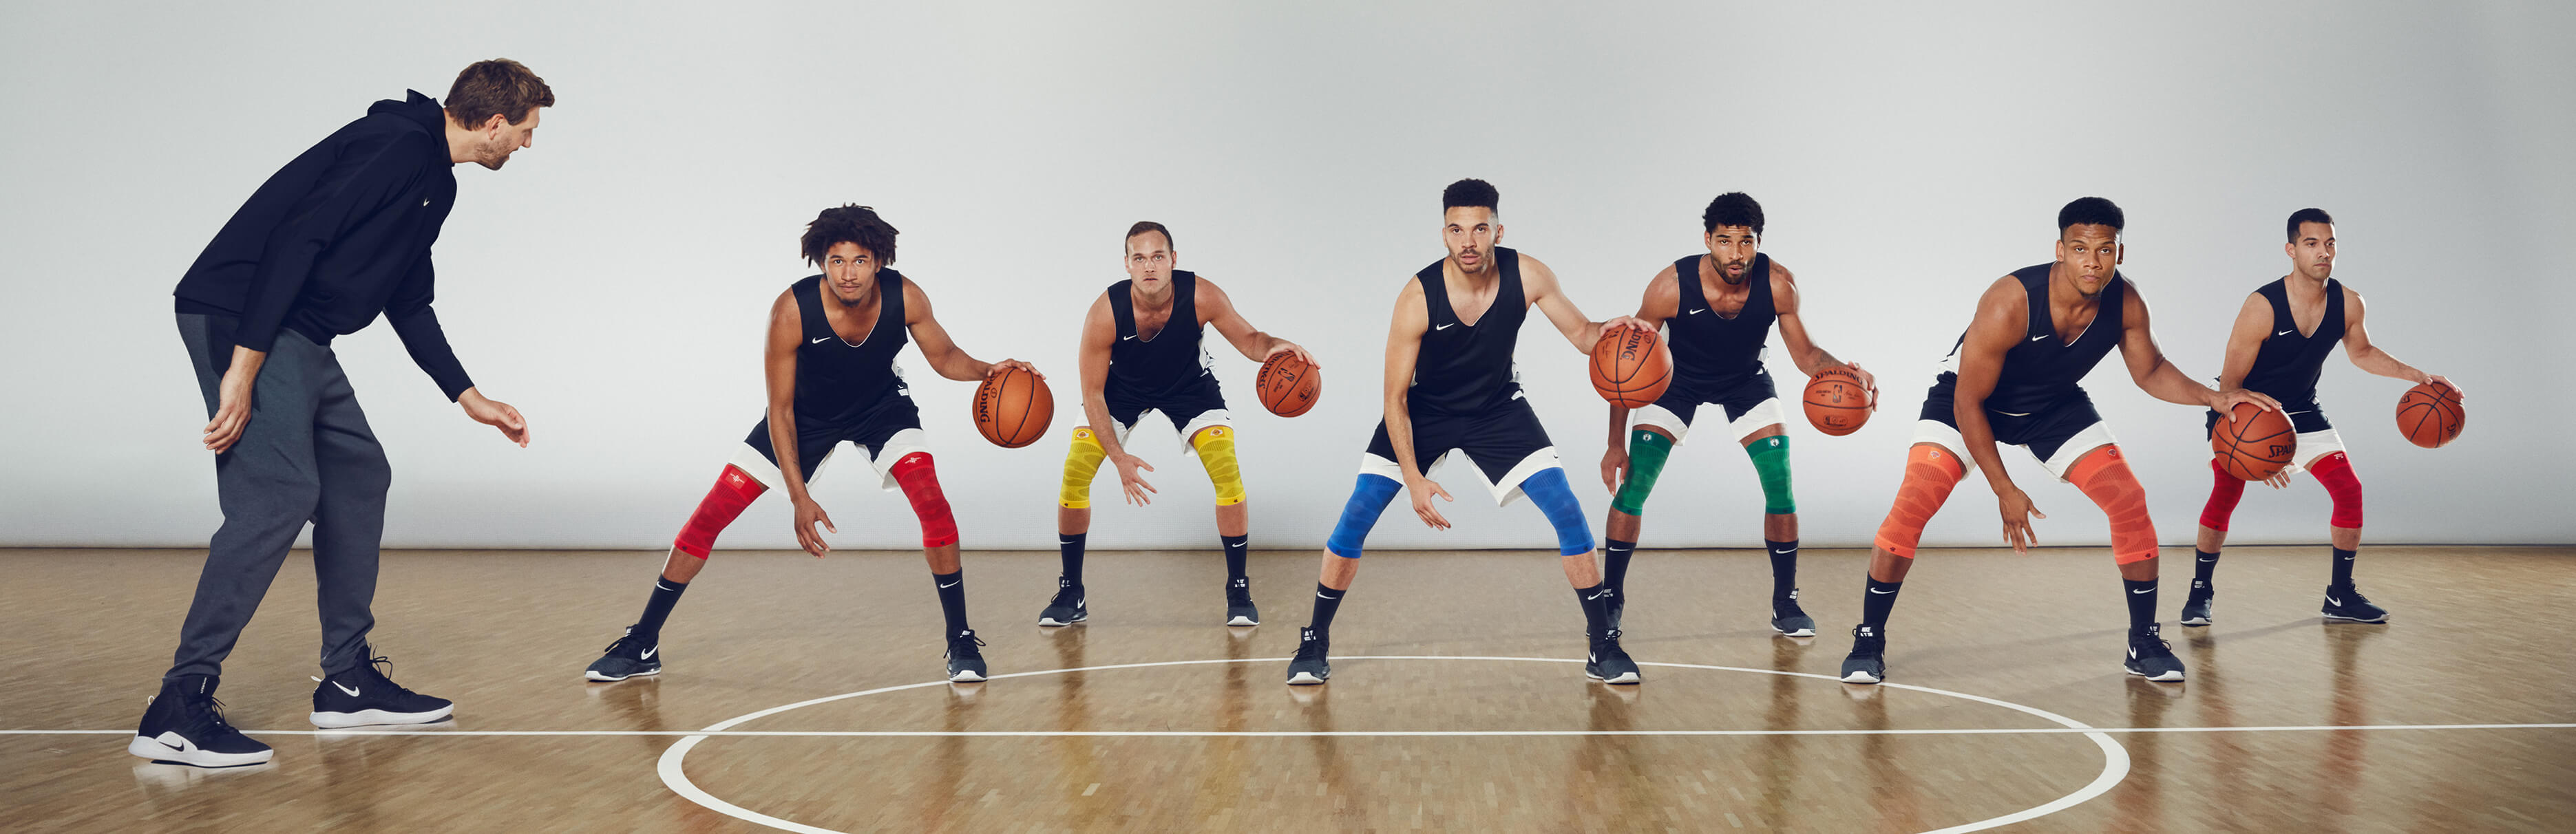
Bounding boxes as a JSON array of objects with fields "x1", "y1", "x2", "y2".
[{"x1": 173, "y1": 90, "x2": 474, "y2": 400}]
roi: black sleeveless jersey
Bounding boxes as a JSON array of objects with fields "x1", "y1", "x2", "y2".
[
  {"x1": 1938, "y1": 264, "x2": 2125, "y2": 415},
  {"x1": 790, "y1": 271, "x2": 908, "y2": 424},
  {"x1": 2238, "y1": 277, "x2": 2344, "y2": 411},
  {"x1": 1665, "y1": 252, "x2": 1775, "y2": 389},
  {"x1": 1409, "y1": 248, "x2": 1526, "y2": 417},
  {"x1": 1105, "y1": 270, "x2": 1214, "y2": 400}
]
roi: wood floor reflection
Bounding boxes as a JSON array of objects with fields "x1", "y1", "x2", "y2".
[{"x1": 2, "y1": 545, "x2": 2570, "y2": 832}]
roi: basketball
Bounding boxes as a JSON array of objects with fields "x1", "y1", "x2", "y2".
[
  {"x1": 1256, "y1": 352, "x2": 1322, "y2": 418},
  {"x1": 972, "y1": 366, "x2": 1053, "y2": 448},
  {"x1": 1802, "y1": 367, "x2": 1872, "y2": 436},
  {"x1": 2396, "y1": 381, "x2": 2464, "y2": 448},
  {"x1": 1590, "y1": 325, "x2": 1671, "y2": 408},
  {"x1": 2211, "y1": 402, "x2": 2296, "y2": 480}
]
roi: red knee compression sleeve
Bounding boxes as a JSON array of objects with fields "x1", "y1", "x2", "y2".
[
  {"x1": 889, "y1": 453, "x2": 959, "y2": 548},
  {"x1": 2199, "y1": 458, "x2": 2246, "y2": 532},
  {"x1": 2068, "y1": 445, "x2": 2159, "y2": 565},
  {"x1": 1873, "y1": 444, "x2": 1967, "y2": 558},
  {"x1": 675, "y1": 464, "x2": 768, "y2": 558},
  {"x1": 2308, "y1": 451, "x2": 2363, "y2": 528}
]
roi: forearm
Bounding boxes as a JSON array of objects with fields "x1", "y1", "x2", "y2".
[
  {"x1": 2138, "y1": 359, "x2": 2219, "y2": 407},
  {"x1": 1081, "y1": 394, "x2": 1129, "y2": 458},
  {"x1": 933, "y1": 350, "x2": 991, "y2": 381},
  {"x1": 1232, "y1": 329, "x2": 1287, "y2": 362},
  {"x1": 1954, "y1": 403, "x2": 2016, "y2": 495},
  {"x1": 224, "y1": 345, "x2": 269, "y2": 385},
  {"x1": 1606, "y1": 403, "x2": 1629, "y2": 448},
  {"x1": 766, "y1": 405, "x2": 812, "y2": 502},
  {"x1": 2351, "y1": 345, "x2": 2428, "y2": 383},
  {"x1": 1384, "y1": 394, "x2": 1426, "y2": 482},
  {"x1": 1795, "y1": 345, "x2": 1843, "y2": 376},
  {"x1": 389, "y1": 308, "x2": 475, "y2": 400}
]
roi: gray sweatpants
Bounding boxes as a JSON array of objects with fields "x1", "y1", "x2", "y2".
[{"x1": 169, "y1": 312, "x2": 390, "y2": 681}]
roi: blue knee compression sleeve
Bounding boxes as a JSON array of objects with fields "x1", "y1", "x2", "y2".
[
  {"x1": 1519, "y1": 467, "x2": 1596, "y2": 556},
  {"x1": 1325, "y1": 474, "x2": 1402, "y2": 559}
]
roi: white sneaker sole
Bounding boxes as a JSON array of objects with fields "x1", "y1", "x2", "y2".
[
  {"x1": 2322, "y1": 614, "x2": 2388, "y2": 623},
  {"x1": 948, "y1": 670, "x2": 986, "y2": 683},
  {"x1": 1773, "y1": 624, "x2": 1817, "y2": 637},
  {"x1": 1285, "y1": 671, "x2": 1327, "y2": 685},
  {"x1": 127, "y1": 734, "x2": 273, "y2": 768},
  {"x1": 584, "y1": 666, "x2": 661, "y2": 682},
  {"x1": 1586, "y1": 672, "x2": 1642, "y2": 685},
  {"x1": 2179, "y1": 616, "x2": 2212, "y2": 626},
  {"x1": 1227, "y1": 615, "x2": 1260, "y2": 626},
  {"x1": 309, "y1": 705, "x2": 454, "y2": 728},
  {"x1": 1037, "y1": 614, "x2": 1085, "y2": 627},
  {"x1": 2125, "y1": 666, "x2": 2186, "y2": 682},
  {"x1": 1840, "y1": 669, "x2": 1884, "y2": 684}
]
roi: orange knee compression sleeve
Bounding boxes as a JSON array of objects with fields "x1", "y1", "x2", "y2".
[
  {"x1": 675, "y1": 464, "x2": 768, "y2": 558},
  {"x1": 1873, "y1": 445, "x2": 1967, "y2": 558},
  {"x1": 2069, "y1": 445, "x2": 2159, "y2": 565}
]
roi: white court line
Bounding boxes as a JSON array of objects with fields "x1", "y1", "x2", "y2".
[{"x1": 15, "y1": 723, "x2": 2576, "y2": 738}]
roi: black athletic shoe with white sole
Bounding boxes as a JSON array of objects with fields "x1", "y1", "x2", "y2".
[
  {"x1": 310, "y1": 654, "x2": 454, "y2": 728},
  {"x1": 2179, "y1": 580, "x2": 2214, "y2": 627},
  {"x1": 1585, "y1": 628, "x2": 1641, "y2": 684},
  {"x1": 1771, "y1": 588, "x2": 1817, "y2": 637},
  {"x1": 1037, "y1": 578, "x2": 1086, "y2": 627},
  {"x1": 129, "y1": 675, "x2": 273, "y2": 768},
  {"x1": 2124, "y1": 624, "x2": 2186, "y2": 681},
  {"x1": 1225, "y1": 577, "x2": 1259, "y2": 626},
  {"x1": 945, "y1": 630, "x2": 989, "y2": 682},
  {"x1": 2321, "y1": 585, "x2": 2388, "y2": 623},
  {"x1": 1285, "y1": 627, "x2": 1330, "y2": 685},
  {"x1": 584, "y1": 628, "x2": 663, "y2": 681},
  {"x1": 1841, "y1": 625, "x2": 1887, "y2": 684}
]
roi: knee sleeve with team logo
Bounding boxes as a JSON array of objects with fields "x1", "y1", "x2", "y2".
[
  {"x1": 1873, "y1": 444, "x2": 1965, "y2": 558},
  {"x1": 2067, "y1": 445, "x2": 2158, "y2": 565}
]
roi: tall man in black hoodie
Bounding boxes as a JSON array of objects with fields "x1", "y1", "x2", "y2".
[{"x1": 131, "y1": 60, "x2": 553, "y2": 768}]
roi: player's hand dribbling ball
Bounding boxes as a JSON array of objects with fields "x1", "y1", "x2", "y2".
[
  {"x1": 1256, "y1": 352, "x2": 1322, "y2": 418},
  {"x1": 1802, "y1": 367, "x2": 1872, "y2": 436},
  {"x1": 1590, "y1": 325, "x2": 1670, "y2": 408},
  {"x1": 973, "y1": 366, "x2": 1053, "y2": 448},
  {"x1": 2396, "y1": 381, "x2": 2463, "y2": 448},
  {"x1": 2213, "y1": 401, "x2": 2296, "y2": 480}
]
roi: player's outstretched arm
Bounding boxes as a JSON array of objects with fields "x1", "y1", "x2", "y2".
[
  {"x1": 1603, "y1": 267, "x2": 1682, "y2": 491},
  {"x1": 2215, "y1": 291, "x2": 2270, "y2": 393},
  {"x1": 1382, "y1": 282, "x2": 1450, "y2": 530},
  {"x1": 1769, "y1": 261, "x2": 1877, "y2": 398},
  {"x1": 762, "y1": 289, "x2": 832, "y2": 557},
  {"x1": 1076, "y1": 294, "x2": 1154, "y2": 504},
  {"x1": 2339, "y1": 288, "x2": 2456, "y2": 396},
  {"x1": 1200, "y1": 277, "x2": 1316, "y2": 367},
  {"x1": 904, "y1": 280, "x2": 1041, "y2": 382},
  {"x1": 1953, "y1": 277, "x2": 2045, "y2": 553},
  {"x1": 2118, "y1": 281, "x2": 2280, "y2": 416},
  {"x1": 1522, "y1": 254, "x2": 1649, "y2": 352}
]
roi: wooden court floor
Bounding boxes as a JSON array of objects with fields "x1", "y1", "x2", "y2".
[{"x1": 2, "y1": 544, "x2": 2570, "y2": 833}]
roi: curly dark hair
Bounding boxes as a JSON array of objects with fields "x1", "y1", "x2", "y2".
[
  {"x1": 1702, "y1": 192, "x2": 1764, "y2": 235},
  {"x1": 801, "y1": 204, "x2": 899, "y2": 266},
  {"x1": 2285, "y1": 208, "x2": 2335, "y2": 242},
  {"x1": 2056, "y1": 197, "x2": 2125, "y2": 235},
  {"x1": 1442, "y1": 179, "x2": 1499, "y2": 214}
]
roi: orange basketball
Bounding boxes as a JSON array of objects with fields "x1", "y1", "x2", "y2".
[
  {"x1": 972, "y1": 367, "x2": 1053, "y2": 448},
  {"x1": 2212, "y1": 402, "x2": 2296, "y2": 480},
  {"x1": 1802, "y1": 367, "x2": 1872, "y2": 436},
  {"x1": 2395, "y1": 381, "x2": 2463, "y2": 449},
  {"x1": 1590, "y1": 326, "x2": 1671, "y2": 408},
  {"x1": 1256, "y1": 352, "x2": 1322, "y2": 418}
]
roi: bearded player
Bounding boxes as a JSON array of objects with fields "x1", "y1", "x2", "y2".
[
  {"x1": 1039, "y1": 222, "x2": 1314, "y2": 628},
  {"x1": 1840, "y1": 197, "x2": 2278, "y2": 685},
  {"x1": 582, "y1": 205, "x2": 1039, "y2": 684},
  {"x1": 2184, "y1": 208, "x2": 2456, "y2": 627}
]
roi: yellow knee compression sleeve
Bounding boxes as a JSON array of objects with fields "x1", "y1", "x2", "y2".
[
  {"x1": 1059, "y1": 428, "x2": 1106, "y2": 509},
  {"x1": 1191, "y1": 425, "x2": 1246, "y2": 506}
]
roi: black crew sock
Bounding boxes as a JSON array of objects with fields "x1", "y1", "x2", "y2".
[
  {"x1": 1861, "y1": 577, "x2": 1903, "y2": 632},
  {"x1": 1765, "y1": 539, "x2": 1799, "y2": 601},
  {"x1": 931, "y1": 570, "x2": 970, "y2": 635},
  {"x1": 1576, "y1": 581, "x2": 1614, "y2": 639},
  {"x1": 1307, "y1": 583, "x2": 1346, "y2": 636},
  {"x1": 2193, "y1": 549, "x2": 2220, "y2": 586},
  {"x1": 635, "y1": 578, "x2": 688, "y2": 639},
  {"x1": 2330, "y1": 547, "x2": 2356, "y2": 588},
  {"x1": 2123, "y1": 577, "x2": 2158, "y2": 638},
  {"x1": 1602, "y1": 538, "x2": 1636, "y2": 595},
  {"x1": 1221, "y1": 534, "x2": 1249, "y2": 581},
  {"x1": 1058, "y1": 533, "x2": 1087, "y2": 585}
]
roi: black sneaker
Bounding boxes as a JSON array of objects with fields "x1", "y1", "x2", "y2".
[
  {"x1": 1225, "y1": 577, "x2": 1260, "y2": 626},
  {"x1": 1585, "y1": 628, "x2": 1641, "y2": 684},
  {"x1": 2124, "y1": 624, "x2": 2186, "y2": 682},
  {"x1": 584, "y1": 628, "x2": 663, "y2": 682},
  {"x1": 310, "y1": 653, "x2": 454, "y2": 728},
  {"x1": 945, "y1": 629, "x2": 989, "y2": 682},
  {"x1": 2321, "y1": 585, "x2": 2388, "y2": 623},
  {"x1": 1285, "y1": 627, "x2": 1331, "y2": 685},
  {"x1": 1037, "y1": 578, "x2": 1086, "y2": 627},
  {"x1": 1771, "y1": 588, "x2": 1817, "y2": 637},
  {"x1": 128, "y1": 676, "x2": 273, "y2": 768},
  {"x1": 2179, "y1": 580, "x2": 2215, "y2": 627},
  {"x1": 1840, "y1": 625, "x2": 1887, "y2": 684}
]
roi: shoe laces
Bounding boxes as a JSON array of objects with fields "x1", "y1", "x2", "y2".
[
  {"x1": 2338, "y1": 588, "x2": 2374, "y2": 606},
  {"x1": 1047, "y1": 582, "x2": 1083, "y2": 608},
  {"x1": 1850, "y1": 625, "x2": 1886, "y2": 652},
  {"x1": 948, "y1": 631, "x2": 986, "y2": 659},
  {"x1": 1292, "y1": 630, "x2": 1327, "y2": 661},
  {"x1": 178, "y1": 694, "x2": 243, "y2": 738},
  {"x1": 604, "y1": 630, "x2": 653, "y2": 657},
  {"x1": 1593, "y1": 628, "x2": 1627, "y2": 654},
  {"x1": 350, "y1": 654, "x2": 421, "y2": 697},
  {"x1": 2131, "y1": 633, "x2": 2176, "y2": 659},
  {"x1": 1227, "y1": 579, "x2": 1253, "y2": 603}
]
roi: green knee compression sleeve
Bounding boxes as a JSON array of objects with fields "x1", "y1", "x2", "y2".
[
  {"x1": 1747, "y1": 434, "x2": 1795, "y2": 514},
  {"x1": 1609, "y1": 429, "x2": 1674, "y2": 515}
]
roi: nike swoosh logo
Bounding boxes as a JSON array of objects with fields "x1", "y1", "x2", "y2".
[
  {"x1": 2277, "y1": 330, "x2": 2295, "y2": 336},
  {"x1": 2340, "y1": 555, "x2": 2355, "y2": 561},
  {"x1": 2199, "y1": 557, "x2": 2217, "y2": 562},
  {"x1": 811, "y1": 336, "x2": 832, "y2": 343},
  {"x1": 1773, "y1": 548, "x2": 1795, "y2": 554},
  {"x1": 641, "y1": 646, "x2": 657, "y2": 660},
  {"x1": 1688, "y1": 308, "x2": 1707, "y2": 314},
  {"x1": 938, "y1": 580, "x2": 960, "y2": 589},
  {"x1": 2325, "y1": 596, "x2": 2342, "y2": 606},
  {"x1": 334, "y1": 682, "x2": 361, "y2": 696},
  {"x1": 1588, "y1": 653, "x2": 1598, "y2": 663},
  {"x1": 1316, "y1": 592, "x2": 1339, "y2": 600},
  {"x1": 1607, "y1": 546, "x2": 1632, "y2": 553},
  {"x1": 1060, "y1": 538, "x2": 1079, "y2": 545},
  {"x1": 2128, "y1": 648, "x2": 2139, "y2": 659},
  {"x1": 1585, "y1": 590, "x2": 1610, "y2": 601},
  {"x1": 1868, "y1": 588, "x2": 1894, "y2": 595},
  {"x1": 156, "y1": 731, "x2": 193, "y2": 752},
  {"x1": 1122, "y1": 335, "x2": 1137, "y2": 341},
  {"x1": 421, "y1": 198, "x2": 431, "y2": 206},
  {"x1": 2132, "y1": 588, "x2": 2153, "y2": 595},
  {"x1": 2029, "y1": 335, "x2": 2049, "y2": 342},
  {"x1": 1435, "y1": 323, "x2": 1455, "y2": 330}
]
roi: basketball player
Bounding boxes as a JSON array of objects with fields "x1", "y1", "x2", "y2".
[
  {"x1": 582, "y1": 205, "x2": 1039, "y2": 685},
  {"x1": 2185, "y1": 208, "x2": 2456, "y2": 626},
  {"x1": 1039, "y1": 222, "x2": 1315, "y2": 628},
  {"x1": 1597, "y1": 192, "x2": 1878, "y2": 638},
  {"x1": 133, "y1": 61, "x2": 552, "y2": 768},
  {"x1": 1839, "y1": 197, "x2": 2279, "y2": 685},
  {"x1": 1286, "y1": 179, "x2": 1650, "y2": 685}
]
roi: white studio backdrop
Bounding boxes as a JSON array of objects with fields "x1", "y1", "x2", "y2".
[{"x1": 3, "y1": 3, "x2": 2569, "y2": 552}]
